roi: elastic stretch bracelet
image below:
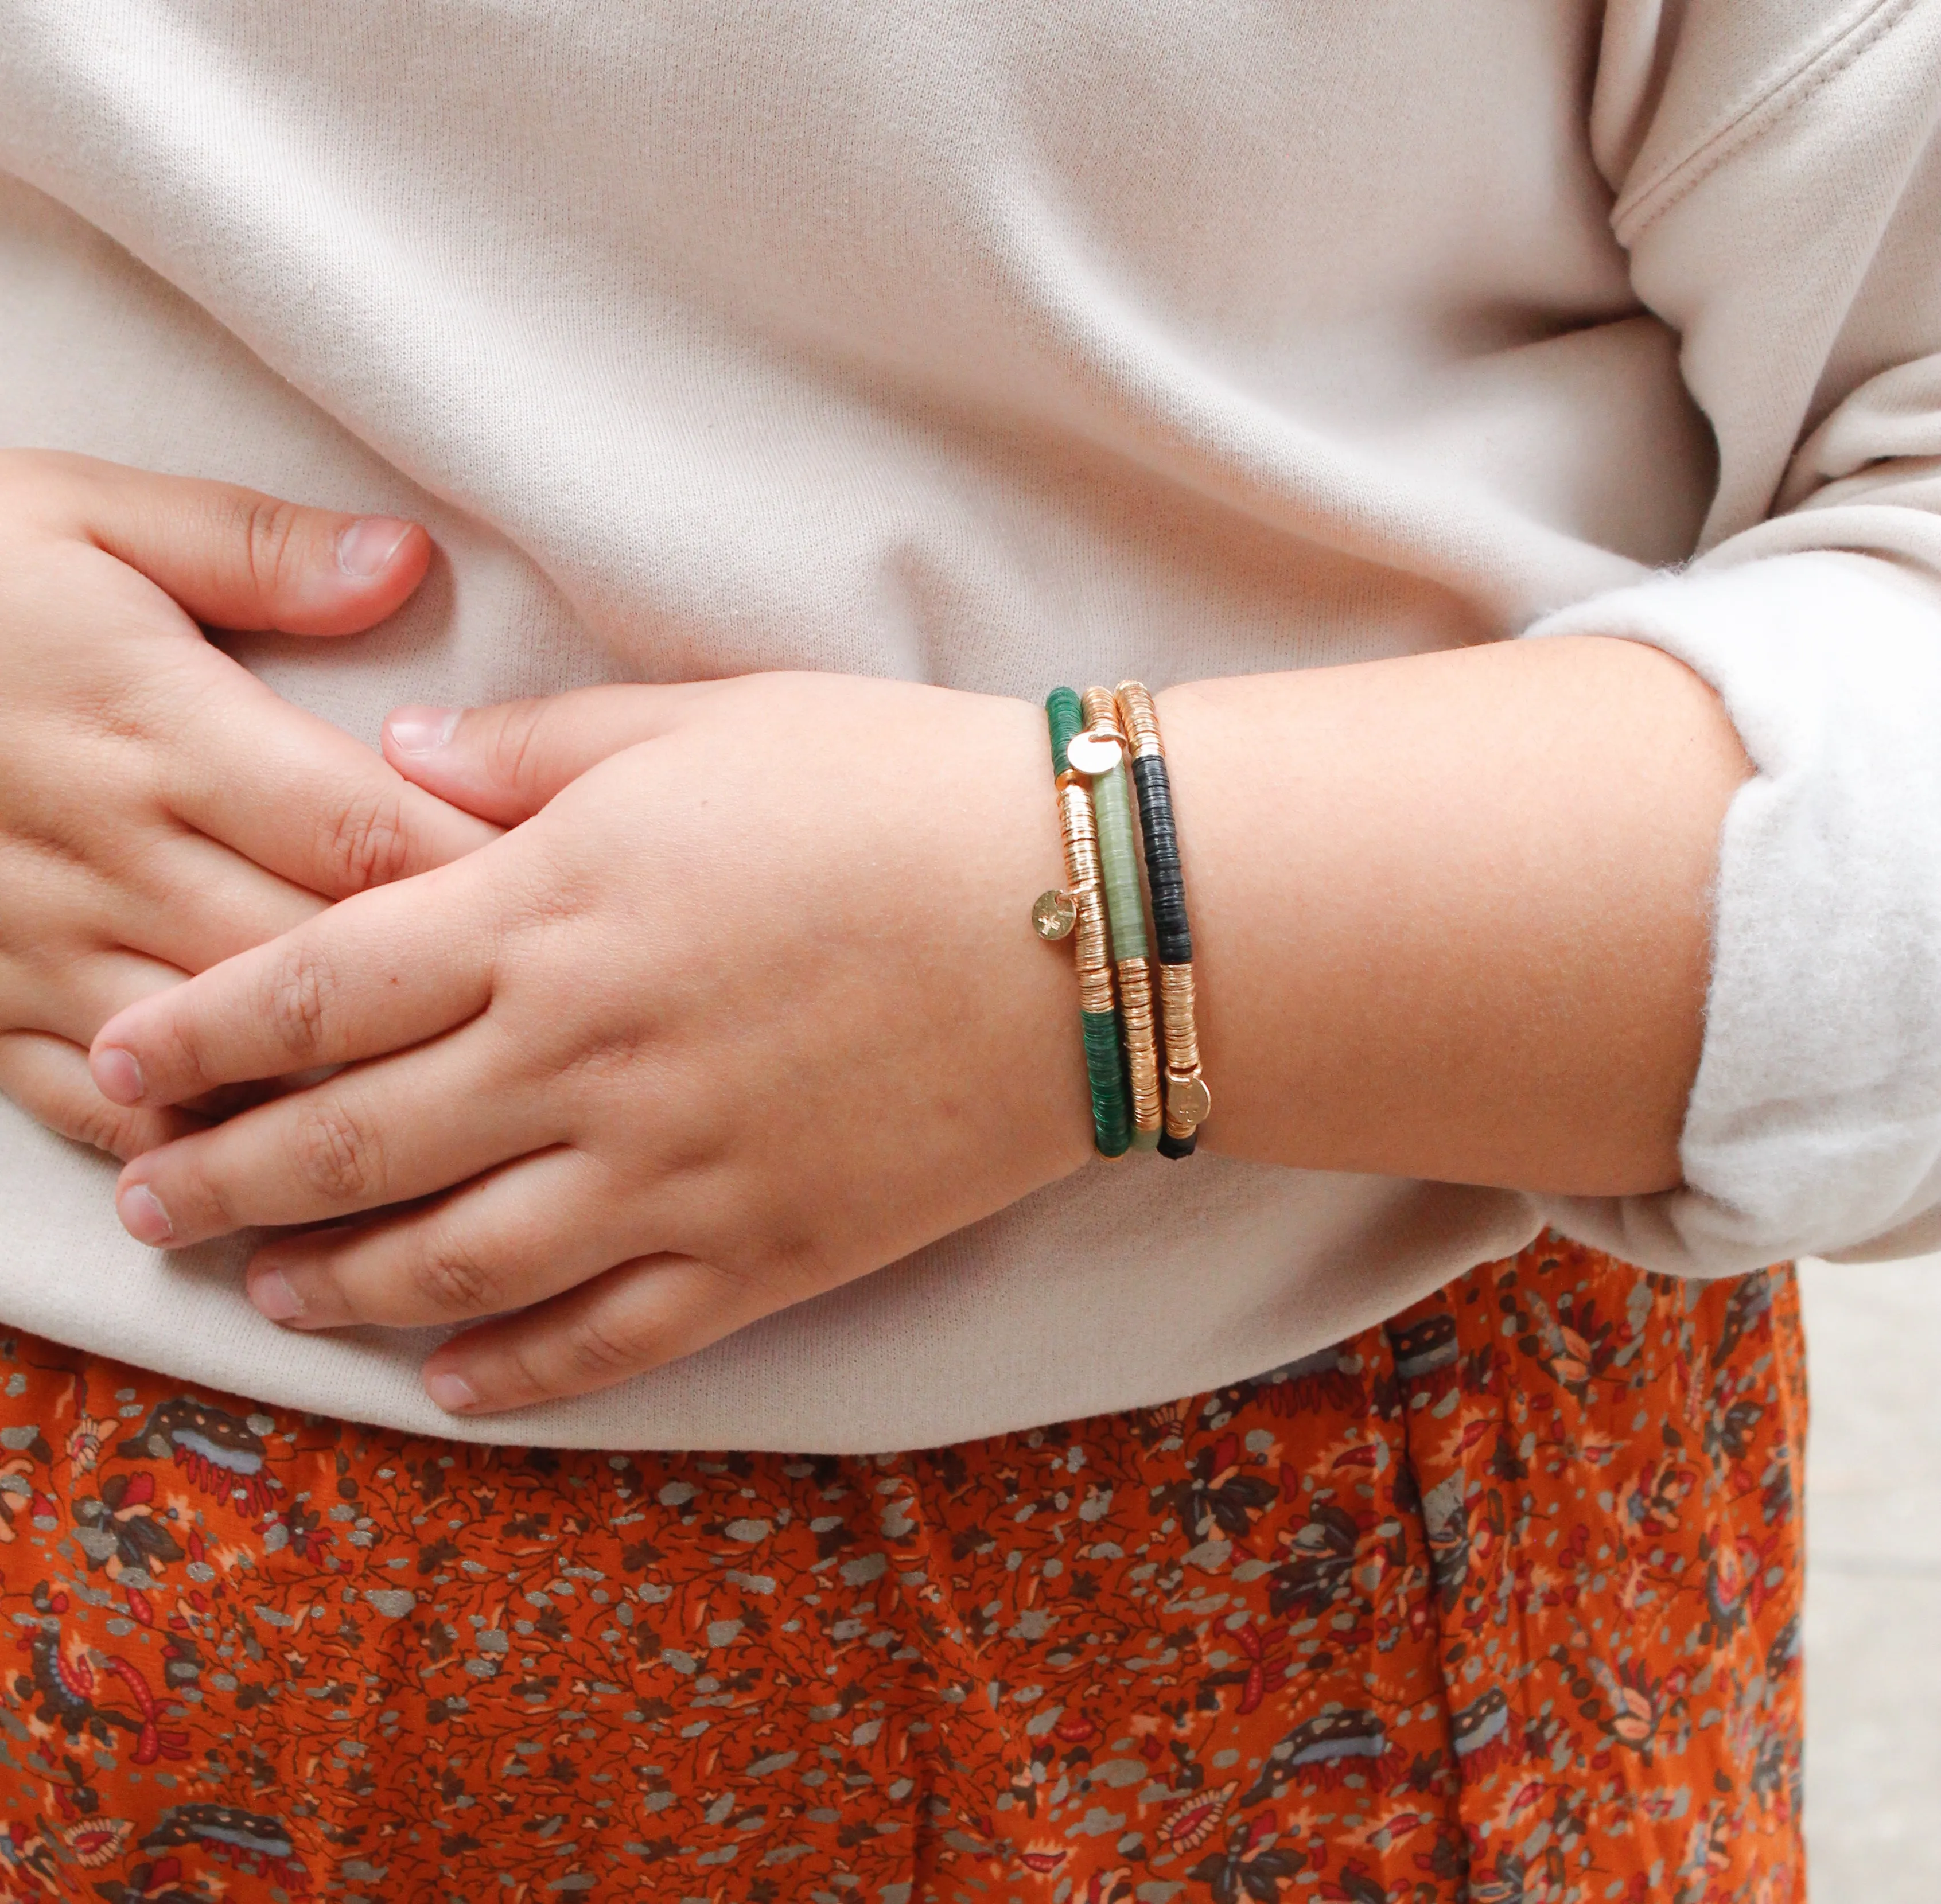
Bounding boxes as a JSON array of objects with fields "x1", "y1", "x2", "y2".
[
  {"x1": 1078, "y1": 688, "x2": 1162, "y2": 1149},
  {"x1": 1038, "y1": 688, "x2": 1132, "y2": 1157},
  {"x1": 1115, "y1": 682, "x2": 1210, "y2": 1157}
]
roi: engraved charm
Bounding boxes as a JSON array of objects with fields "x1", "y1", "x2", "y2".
[
  {"x1": 1166, "y1": 1070, "x2": 1212, "y2": 1128},
  {"x1": 1032, "y1": 889, "x2": 1079, "y2": 940},
  {"x1": 1065, "y1": 730, "x2": 1125, "y2": 775}
]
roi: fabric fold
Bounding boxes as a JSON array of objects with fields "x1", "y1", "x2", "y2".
[{"x1": 1529, "y1": 549, "x2": 1941, "y2": 1270}]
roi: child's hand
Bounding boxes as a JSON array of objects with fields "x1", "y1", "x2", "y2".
[
  {"x1": 88, "y1": 676, "x2": 1094, "y2": 1414},
  {"x1": 0, "y1": 451, "x2": 499, "y2": 1156}
]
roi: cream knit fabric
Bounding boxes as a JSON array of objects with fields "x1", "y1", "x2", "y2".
[{"x1": 0, "y1": 0, "x2": 1937, "y2": 1449}]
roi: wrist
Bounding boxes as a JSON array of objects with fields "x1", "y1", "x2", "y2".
[{"x1": 929, "y1": 687, "x2": 1095, "y2": 1183}]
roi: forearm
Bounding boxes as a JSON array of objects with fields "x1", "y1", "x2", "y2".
[
  {"x1": 1157, "y1": 634, "x2": 1749, "y2": 1197},
  {"x1": 83, "y1": 648, "x2": 1748, "y2": 1409}
]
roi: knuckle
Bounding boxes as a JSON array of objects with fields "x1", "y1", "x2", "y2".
[
  {"x1": 151, "y1": 1012, "x2": 217, "y2": 1102},
  {"x1": 559, "y1": 1310, "x2": 653, "y2": 1387},
  {"x1": 290, "y1": 1097, "x2": 383, "y2": 1204},
  {"x1": 321, "y1": 784, "x2": 413, "y2": 890},
  {"x1": 239, "y1": 495, "x2": 307, "y2": 601},
  {"x1": 484, "y1": 703, "x2": 548, "y2": 800},
  {"x1": 407, "y1": 1234, "x2": 501, "y2": 1318},
  {"x1": 695, "y1": 1248, "x2": 766, "y2": 1301},
  {"x1": 265, "y1": 940, "x2": 333, "y2": 1062},
  {"x1": 170, "y1": 1162, "x2": 235, "y2": 1239},
  {"x1": 67, "y1": 1095, "x2": 137, "y2": 1160}
]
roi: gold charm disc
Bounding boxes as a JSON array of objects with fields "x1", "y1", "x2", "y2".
[
  {"x1": 1166, "y1": 1070, "x2": 1212, "y2": 1128},
  {"x1": 1032, "y1": 890, "x2": 1079, "y2": 940},
  {"x1": 1065, "y1": 731, "x2": 1125, "y2": 775}
]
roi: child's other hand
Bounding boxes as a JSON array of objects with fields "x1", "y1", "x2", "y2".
[
  {"x1": 89, "y1": 676, "x2": 1093, "y2": 1413},
  {"x1": 0, "y1": 451, "x2": 499, "y2": 1158}
]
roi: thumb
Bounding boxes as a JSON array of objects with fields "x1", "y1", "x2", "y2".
[
  {"x1": 383, "y1": 685, "x2": 697, "y2": 825},
  {"x1": 48, "y1": 452, "x2": 431, "y2": 638}
]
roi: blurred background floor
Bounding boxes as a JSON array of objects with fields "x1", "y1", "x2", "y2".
[{"x1": 1800, "y1": 1257, "x2": 1941, "y2": 1899}]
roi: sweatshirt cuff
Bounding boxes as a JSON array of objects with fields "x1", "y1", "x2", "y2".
[{"x1": 1522, "y1": 548, "x2": 1941, "y2": 1273}]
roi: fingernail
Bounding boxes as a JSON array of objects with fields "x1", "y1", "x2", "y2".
[
  {"x1": 336, "y1": 516, "x2": 414, "y2": 580},
  {"x1": 118, "y1": 1183, "x2": 173, "y2": 1246},
  {"x1": 385, "y1": 706, "x2": 460, "y2": 756},
  {"x1": 93, "y1": 1046, "x2": 145, "y2": 1106},
  {"x1": 249, "y1": 1264, "x2": 305, "y2": 1324},
  {"x1": 425, "y1": 1369, "x2": 480, "y2": 1413}
]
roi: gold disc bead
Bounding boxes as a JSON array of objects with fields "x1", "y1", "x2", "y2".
[
  {"x1": 1115, "y1": 680, "x2": 1165, "y2": 761},
  {"x1": 1158, "y1": 961, "x2": 1201, "y2": 1074},
  {"x1": 1157, "y1": 959, "x2": 1209, "y2": 1139},
  {"x1": 1080, "y1": 686, "x2": 1126, "y2": 736},
  {"x1": 1058, "y1": 785, "x2": 1112, "y2": 973},
  {"x1": 1058, "y1": 784, "x2": 1103, "y2": 886},
  {"x1": 1073, "y1": 886, "x2": 1111, "y2": 977},
  {"x1": 1117, "y1": 955, "x2": 1164, "y2": 1138},
  {"x1": 1078, "y1": 963, "x2": 1118, "y2": 1017}
]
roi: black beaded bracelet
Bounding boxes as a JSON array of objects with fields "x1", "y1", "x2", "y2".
[
  {"x1": 1115, "y1": 682, "x2": 1209, "y2": 1157},
  {"x1": 1129, "y1": 753, "x2": 1191, "y2": 967}
]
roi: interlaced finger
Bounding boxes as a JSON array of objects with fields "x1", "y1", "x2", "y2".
[
  {"x1": 162, "y1": 663, "x2": 499, "y2": 900},
  {"x1": 244, "y1": 1147, "x2": 644, "y2": 1331},
  {"x1": 14, "y1": 947, "x2": 192, "y2": 1052},
  {"x1": 112, "y1": 828, "x2": 325, "y2": 972},
  {"x1": 91, "y1": 861, "x2": 495, "y2": 1108},
  {"x1": 109, "y1": 1019, "x2": 553, "y2": 1246},
  {"x1": 0, "y1": 1031, "x2": 198, "y2": 1162},
  {"x1": 421, "y1": 1253, "x2": 775, "y2": 1414}
]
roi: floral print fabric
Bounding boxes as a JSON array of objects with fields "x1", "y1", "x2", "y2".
[{"x1": 0, "y1": 1234, "x2": 1802, "y2": 1902}]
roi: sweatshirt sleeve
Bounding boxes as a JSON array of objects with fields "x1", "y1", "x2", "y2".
[{"x1": 1525, "y1": 0, "x2": 1941, "y2": 1271}]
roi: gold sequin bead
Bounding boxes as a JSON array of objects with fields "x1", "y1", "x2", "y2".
[
  {"x1": 1117, "y1": 956, "x2": 1163, "y2": 1134},
  {"x1": 1058, "y1": 784, "x2": 1111, "y2": 973},
  {"x1": 1058, "y1": 784, "x2": 1102, "y2": 886},
  {"x1": 1157, "y1": 960, "x2": 1208, "y2": 1138},
  {"x1": 1073, "y1": 885, "x2": 1111, "y2": 979},
  {"x1": 1115, "y1": 680, "x2": 1165, "y2": 760},
  {"x1": 1078, "y1": 963, "x2": 1118, "y2": 1017},
  {"x1": 1158, "y1": 961, "x2": 1200, "y2": 1073},
  {"x1": 1081, "y1": 686, "x2": 1125, "y2": 738}
]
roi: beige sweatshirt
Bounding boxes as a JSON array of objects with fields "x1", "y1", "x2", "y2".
[{"x1": 2, "y1": 0, "x2": 1939, "y2": 1451}]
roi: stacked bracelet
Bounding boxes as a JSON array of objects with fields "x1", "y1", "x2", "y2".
[
  {"x1": 1041, "y1": 688, "x2": 1132, "y2": 1157},
  {"x1": 1035, "y1": 682, "x2": 1208, "y2": 1161},
  {"x1": 1115, "y1": 682, "x2": 1209, "y2": 1157},
  {"x1": 1079, "y1": 688, "x2": 1163, "y2": 1150}
]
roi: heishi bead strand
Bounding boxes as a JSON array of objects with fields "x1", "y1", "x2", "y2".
[
  {"x1": 1076, "y1": 686, "x2": 1163, "y2": 1149},
  {"x1": 1115, "y1": 681, "x2": 1210, "y2": 1157},
  {"x1": 1040, "y1": 688, "x2": 1133, "y2": 1157}
]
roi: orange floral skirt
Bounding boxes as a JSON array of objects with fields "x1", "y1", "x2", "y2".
[{"x1": 0, "y1": 1235, "x2": 1803, "y2": 1903}]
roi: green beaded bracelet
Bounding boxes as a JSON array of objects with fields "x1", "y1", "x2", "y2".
[
  {"x1": 1080, "y1": 1007, "x2": 1132, "y2": 1158},
  {"x1": 1038, "y1": 688, "x2": 1132, "y2": 1158}
]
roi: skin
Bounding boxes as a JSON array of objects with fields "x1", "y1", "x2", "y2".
[
  {"x1": 0, "y1": 451, "x2": 497, "y2": 1156},
  {"x1": 81, "y1": 625, "x2": 1749, "y2": 1418}
]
